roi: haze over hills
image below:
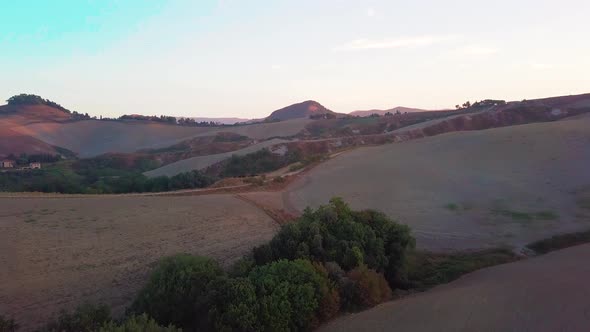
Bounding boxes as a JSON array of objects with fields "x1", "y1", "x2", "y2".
[{"x1": 266, "y1": 100, "x2": 338, "y2": 121}]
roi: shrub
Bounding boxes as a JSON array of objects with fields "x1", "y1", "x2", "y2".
[
  {"x1": 207, "y1": 277, "x2": 259, "y2": 332},
  {"x1": 99, "y1": 314, "x2": 180, "y2": 332},
  {"x1": 345, "y1": 265, "x2": 392, "y2": 309},
  {"x1": 0, "y1": 315, "x2": 18, "y2": 332},
  {"x1": 252, "y1": 197, "x2": 415, "y2": 287},
  {"x1": 131, "y1": 254, "x2": 222, "y2": 329},
  {"x1": 40, "y1": 303, "x2": 111, "y2": 332},
  {"x1": 248, "y1": 259, "x2": 335, "y2": 331}
]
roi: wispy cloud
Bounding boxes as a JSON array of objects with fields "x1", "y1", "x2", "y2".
[
  {"x1": 455, "y1": 45, "x2": 499, "y2": 56},
  {"x1": 334, "y1": 35, "x2": 458, "y2": 51},
  {"x1": 530, "y1": 63, "x2": 557, "y2": 70}
]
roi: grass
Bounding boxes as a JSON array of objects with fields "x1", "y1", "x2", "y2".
[
  {"x1": 445, "y1": 202, "x2": 474, "y2": 212},
  {"x1": 526, "y1": 229, "x2": 590, "y2": 254},
  {"x1": 405, "y1": 248, "x2": 518, "y2": 291},
  {"x1": 444, "y1": 203, "x2": 459, "y2": 211},
  {"x1": 490, "y1": 208, "x2": 558, "y2": 221}
]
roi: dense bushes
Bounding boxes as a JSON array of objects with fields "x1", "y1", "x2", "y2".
[
  {"x1": 0, "y1": 167, "x2": 214, "y2": 194},
  {"x1": 39, "y1": 303, "x2": 111, "y2": 332},
  {"x1": 218, "y1": 149, "x2": 300, "y2": 177},
  {"x1": 0, "y1": 315, "x2": 18, "y2": 332},
  {"x1": 253, "y1": 197, "x2": 415, "y2": 286},
  {"x1": 99, "y1": 314, "x2": 180, "y2": 332},
  {"x1": 131, "y1": 255, "x2": 222, "y2": 329},
  {"x1": 248, "y1": 259, "x2": 338, "y2": 331}
]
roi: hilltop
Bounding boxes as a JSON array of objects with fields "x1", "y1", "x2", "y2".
[{"x1": 266, "y1": 100, "x2": 338, "y2": 121}]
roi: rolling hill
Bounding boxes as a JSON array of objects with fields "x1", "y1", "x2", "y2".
[
  {"x1": 285, "y1": 113, "x2": 590, "y2": 251},
  {"x1": 266, "y1": 100, "x2": 337, "y2": 121}
]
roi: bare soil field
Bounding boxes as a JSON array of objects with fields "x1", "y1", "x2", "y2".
[
  {"x1": 14, "y1": 118, "x2": 311, "y2": 157},
  {"x1": 145, "y1": 138, "x2": 291, "y2": 177},
  {"x1": 320, "y1": 243, "x2": 590, "y2": 332},
  {"x1": 0, "y1": 195, "x2": 279, "y2": 331},
  {"x1": 286, "y1": 115, "x2": 590, "y2": 250}
]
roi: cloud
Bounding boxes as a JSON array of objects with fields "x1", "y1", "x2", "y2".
[
  {"x1": 530, "y1": 63, "x2": 556, "y2": 70},
  {"x1": 455, "y1": 45, "x2": 499, "y2": 56},
  {"x1": 335, "y1": 35, "x2": 458, "y2": 51}
]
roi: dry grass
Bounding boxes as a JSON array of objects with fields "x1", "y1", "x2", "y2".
[
  {"x1": 0, "y1": 195, "x2": 279, "y2": 331},
  {"x1": 286, "y1": 116, "x2": 590, "y2": 250}
]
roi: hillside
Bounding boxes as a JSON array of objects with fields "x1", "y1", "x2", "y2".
[
  {"x1": 0, "y1": 104, "x2": 75, "y2": 157},
  {"x1": 266, "y1": 100, "x2": 337, "y2": 121},
  {"x1": 320, "y1": 244, "x2": 590, "y2": 332},
  {"x1": 285, "y1": 114, "x2": 590, "y2": 251},
  {"x1": 350, "y1": 106, "x2": 430, "y2": 117}
]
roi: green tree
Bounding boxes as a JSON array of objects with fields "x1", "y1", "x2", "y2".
[
  {"x1": 207, "y1": 277, "x2": 259, "y2": 332},
  {"x1": 99, "y1": 314, "x2": 180, "y2": 332},
  {"x1": 131, "y1": 254, "x2": 222, "y2": 329},
  {"x1": 248, "y1": 259, "x2": 334, "y2": 331}
]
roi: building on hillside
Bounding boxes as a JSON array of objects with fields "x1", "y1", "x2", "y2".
[
  {"x1": 1, "y1": 160, "x2": 15, "y2": 168},
  {"x1": 30, "y1": 162, "x2": 41, "y2": 169}
]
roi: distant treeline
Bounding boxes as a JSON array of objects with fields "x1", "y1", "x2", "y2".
[{"x1": 3, "y1": 153, "x2": 61, "y2": 165}]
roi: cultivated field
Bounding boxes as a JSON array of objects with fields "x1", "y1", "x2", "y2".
[
  {"x1": 320, "y1": 243, "x2": 590, "y2": 332},
  {"x1": 15, "y1": 118, "x2": 311, "y2": 157},
  {"x1": 145, "y1": 138, "x2": 291, "y2": 177},
  {"x1": 0, "y1": 195, "x2": 279, "y2": 330},
  {"x1": 286, "y1": 115, "x2": 590, "y2": 250}
]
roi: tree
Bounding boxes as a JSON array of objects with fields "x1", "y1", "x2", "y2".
[
  {"x1": 252, "y1": 198, "x2": 415, "y2": 287},
  {"x1": 248, "y1": 259, "x2": 335, "y2": 331},
  {"x1": 99, "y1": 314, "x2": 180, "y2": 332},
  {"x1": 207, "y1": 277, "x2": 259, "y2": 332},
  {"x1": 131, "y1": 254, "x2": 222, "y2": 329}
]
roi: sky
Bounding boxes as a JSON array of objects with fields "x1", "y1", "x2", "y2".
[{"x1": 1, "y1": 0, "x2": 589, "y2": 119}]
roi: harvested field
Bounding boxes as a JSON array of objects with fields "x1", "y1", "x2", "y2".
[
  {"x1": 320, "y1": 243, "x2": 590, "y2": 332},
  {"x1": 144, "y1": 138, "x2": 291, "y2": 177},
  {"x1": 286, "y1": 115, "x2": 590, "y2": 250},
  {"x1": 15, "y1": 118, "x2": 310, "y2": 157},
  {"x1": 0, "y1": 195, "x2": 279, "y2": 331}
]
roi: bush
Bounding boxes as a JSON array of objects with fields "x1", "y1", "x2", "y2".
[
  {"x1": 405, "y1": 249, "x2": 517, "y2": 290},
  {"x1": 40, "y1": 303, "x2": 111, "y2": 332},
  {"x1": 99, "y1": 314, "x2": 180, "y2": 332},
  {"x1": 248, "y1": 259, "x2": 335, "y2": 331},
  {"x1": 207, "y1": 277, "x2": 259, "y2": 332},
  {"x1": 345, "y1": 265, "x2": 391, "y2": 309},
  {"x1": 0, "y1": 315, "x2": 18, "y2": 332},
  {"x1": 252, "y1": 197, "x2": 415, "y2": 287},
  {"x1": 131, "y1": 254, "x2": 222, "y2": 329}
]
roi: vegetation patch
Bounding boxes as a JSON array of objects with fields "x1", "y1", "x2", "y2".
[
  {"x1": 490, "y1": 208, "x2": 558, "y2": 221},
  {"x1": 405, "y1": 248, "x2": 518, "y2": 291},
  {"x1": 526, "y1": 229, "x2": 590, "y2": 254}
]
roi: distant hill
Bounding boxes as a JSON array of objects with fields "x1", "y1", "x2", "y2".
[
  {"x1": 190, "y1": 117, "x2": 250, "y2": 125},
  {"x1": 350, "y1": 106, "x2": 431, "y2": 117},
  {"x1": 266, "y1": 100, "x2": 337, "y2": 121}
]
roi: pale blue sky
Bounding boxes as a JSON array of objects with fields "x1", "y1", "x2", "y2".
[{"x1": 1, "y1": 0, "x2": 589, "y2": 118}]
